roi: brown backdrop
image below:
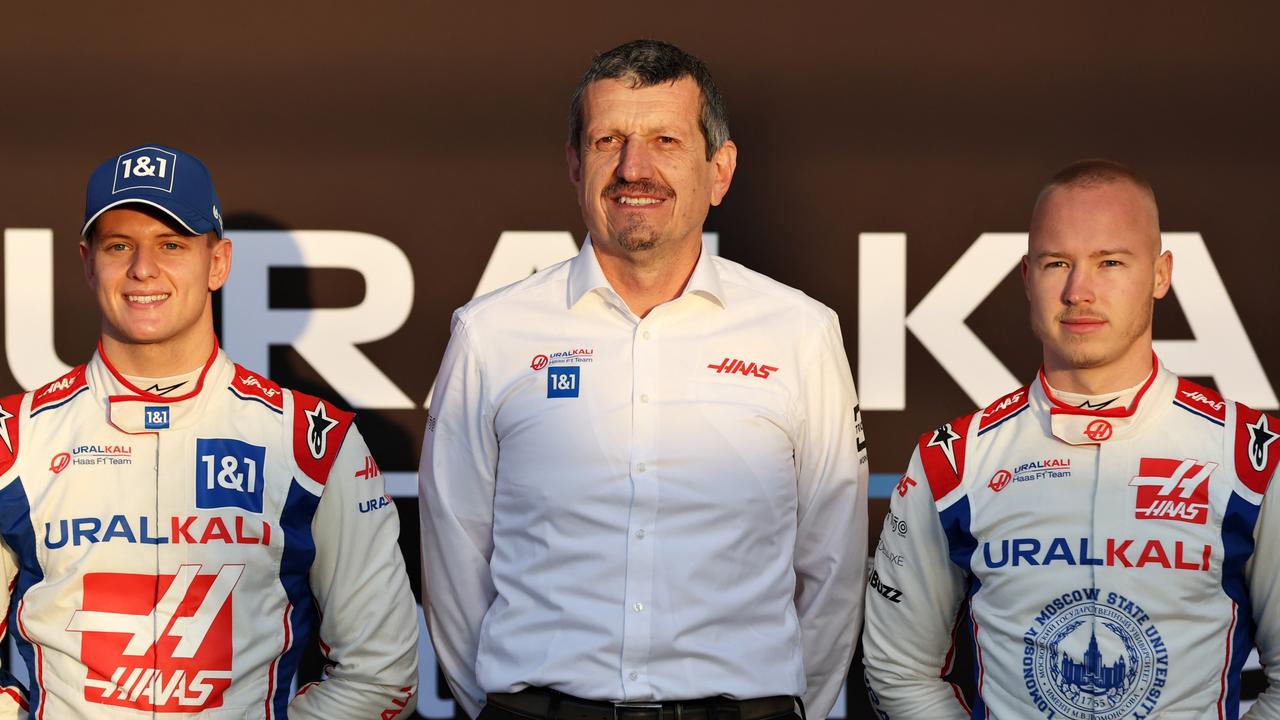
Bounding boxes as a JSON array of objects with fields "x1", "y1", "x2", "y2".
[{"x1": 2, "y1": 3, "x2": 1277, "y2": 717}]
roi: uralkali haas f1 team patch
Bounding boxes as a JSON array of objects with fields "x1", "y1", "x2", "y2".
[{"x1": 67, "y1": 564, "x2": 240, "y2": 712}]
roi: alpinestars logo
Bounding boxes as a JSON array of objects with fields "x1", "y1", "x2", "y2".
[
  {"x1": 0, "y1": 404, "x2": 12, "y2": 454},
  {"x1": 305, "y1": 401, "x2": 338, "y2": 459},
  {"x1": 1130, "y1": 458, "x2": 1215, "y2": 524},
  {"x1": 1246, "y1": 415, "x2": 1279, "y2": 472},
  {"x1": 1076, "y1": 397, "x2": 1117, "y2": 410},
  {"x1": 67, "y1": 564, "x2": 241, "y2": 711},
  {"x1": 144, "y1": 381, "x2": 187, "y2": 396},
  {"x1": 926, "y1": 423, "x2": 961, "y2": 474}
]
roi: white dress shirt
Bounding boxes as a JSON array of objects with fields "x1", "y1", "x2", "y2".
[{"x1": 420, "y1": 239, "x2": 867, "y2": 719}]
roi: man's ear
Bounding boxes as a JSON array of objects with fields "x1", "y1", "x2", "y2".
[
  {"x1": 1153, "y1": 249, "x2": 1172, "y2": 300},
  {"x1": 80, "y1": 239, "x2": 95, "y2": 283},
  {"x1": 709, "y1": 139, "x2": 737, "y2": 207},
  {"x1": 208, "y1": 236, "x2": 233, "y2": 292},
  {"x1": 566, "y1": 142, "x2": 583, "y2": 186}
]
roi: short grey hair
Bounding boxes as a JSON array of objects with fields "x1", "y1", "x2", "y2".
[{"x1": 568, "y1": 39, "x2": 730, "y2": 161}]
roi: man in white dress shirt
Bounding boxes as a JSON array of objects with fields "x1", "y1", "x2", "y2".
[{"x1": 420, "y1": 39, "x2": 868, "y2": 720}]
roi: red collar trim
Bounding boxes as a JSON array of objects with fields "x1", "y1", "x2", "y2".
[
  {"x1": 1040, "y1": 355, "x2": 1160, "y2": 418},
  {"x1": 99, "y1": 339, "x2": 220, "y2": 404}
]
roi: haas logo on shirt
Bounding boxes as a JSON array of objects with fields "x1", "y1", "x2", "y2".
[
  {"x1": 67, "y1": 564, "x2": 239, "y2": 711},
  {"x1": 1129, "y1": 458, "x2": 1215, "y2": 524}
]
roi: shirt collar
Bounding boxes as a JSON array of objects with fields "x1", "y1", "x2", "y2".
[
  {"x1": 567, "y1": 235, "x2": 727, "y2": 311},
  {"x1": 89, "y1": 340, "x2": 234, "y2": 434}
]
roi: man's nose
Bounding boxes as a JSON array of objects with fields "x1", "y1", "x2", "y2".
[
  {"x1": 128, "y1": 244, "x2": 160, "y2": 280},
  {"x1": 617, "y1": 139, "x2": 656, "y2": 182},
  {"x1": 1062, "y1": 266, "x2": 1095, "y2": 305}
]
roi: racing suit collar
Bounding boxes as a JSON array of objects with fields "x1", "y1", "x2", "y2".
[
  {"x1": 90, "y1": 340, "x2": 234, "y2": 434},
  {"x1": 1036, "y1": 356, "x2": 1174, "y2": 445}
]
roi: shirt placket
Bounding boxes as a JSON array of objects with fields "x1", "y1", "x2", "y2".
[{"x1": 620, "y1": 312, "x2": 661, "y2": 699}]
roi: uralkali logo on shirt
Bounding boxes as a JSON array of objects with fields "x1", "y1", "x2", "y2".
[
  {"x1": 53, "y1": 443, "x2": 134, "y2": 471},
  {"x1": 68, "y1": 564, "x2": 239, "y2": 712},
  {"x1": 44, "y1": 514, "x2": 271, "y2": 548},
  {"x1": 530, "y1": 348, "x2": 594, "y2": 372},
  {"x1": 1129, "y1": 458, "x2": 1215, "y2": 524},
  {"x1": 991, "y1": 458, "x2": 1072, "y2": 491},
  {"x1": 80, "y1": 444, "x2": 132, "y2": 461}
]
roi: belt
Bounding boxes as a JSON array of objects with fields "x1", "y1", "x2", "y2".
[{"x1": 486, "y1": 689, "x2": 798, "y2": 720}]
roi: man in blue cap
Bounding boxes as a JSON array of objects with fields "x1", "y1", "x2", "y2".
[{"x1": 0, "y1": 144, "x2": 419, "y2": 717}]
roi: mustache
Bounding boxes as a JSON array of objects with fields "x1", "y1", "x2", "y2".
[
  {"x1": 1058, "y1": 310, "x2": 1107, "y2": 323},
  {"x1": 604, "y1": 179, "x2": 675, "y2": 199}
]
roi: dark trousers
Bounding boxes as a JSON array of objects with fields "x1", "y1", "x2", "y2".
[{"x1": 480, "y1": 691, "x2": 802, "y2": 720}]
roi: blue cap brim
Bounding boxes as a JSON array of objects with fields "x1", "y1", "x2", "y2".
[{"x1": 81, "y1": 197, "x2": 220, "y2": 239}]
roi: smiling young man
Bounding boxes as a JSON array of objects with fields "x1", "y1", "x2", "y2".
[
  {"x1": 862, "y1": 159, "x2": 1280, "y2": 718},
  {"x1": 421, "y1": 40, "x2": 867, "y2": 720},
  {"x1": 0, "y1": 145, "x2": 418, "y2": 718}
]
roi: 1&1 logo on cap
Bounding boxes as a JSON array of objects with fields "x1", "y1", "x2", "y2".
[
  {"x1": 547, "y1": 366, "x2": 580, "y2": 398},
  {"x1": 195, "y1": 438, "x2": 266, "y2": 513},
  {"x1": 113, "y1": 146, "x2": 177, "y2": 194}
]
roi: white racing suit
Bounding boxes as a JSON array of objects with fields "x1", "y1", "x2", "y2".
[
  {"x1": 863, "y1": 362, "x2": 1280, "y2": 719},
  {"x1": 0, "y1": 346, "x2": 418, "y2": 718}
]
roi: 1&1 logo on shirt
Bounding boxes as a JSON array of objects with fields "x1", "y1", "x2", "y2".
[
  {"x1": 547, "y1": 366, "x2": 580, "y2": 398},
  {"x1": 144, "y1": 406, "x2": 170, "y2": 429},
  {"x1": 195, "y1": 438, "x2": 266, "y2": 513}
]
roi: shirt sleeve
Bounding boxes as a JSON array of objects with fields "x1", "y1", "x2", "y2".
[
  {"x1": 1244, "y1": 449, "x2": 1280, "y2": 720},
  {"x1": 790, "y1": 312, "x2": 868, "y2": 719},
  {"x1": 419, "y1": 313, "x2": 499, "y2": 719},
  {"x1": 861, "y1": 446, "x2": 970, "y2": 719},
  {"x1": 0, "y1": 539, "x2": 28, "y2": 719},
  {"x1": 0, "y1": 395, "x2": 29, "y2": 719},
  {"x1": 290, "y1": 425, "x2": 420, "y2": 719}
]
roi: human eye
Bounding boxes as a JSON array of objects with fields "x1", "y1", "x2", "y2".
[
  {"x1": 656, "y1": 135, "x2": 678, "y2": 145},
  {"x1": 1101, "y1": 258, "x2": 1124, "y2": 268},
  {"x1": 1044, "y1": 259, "x2": 1069, "y2": 270},
  {"x1": 593, "y1": 135, "x2": 621, "y2": 150}
]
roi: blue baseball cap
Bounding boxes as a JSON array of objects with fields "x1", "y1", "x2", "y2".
[{"x1": 82, "y1": 144, "x2": 224, "y2": 238}]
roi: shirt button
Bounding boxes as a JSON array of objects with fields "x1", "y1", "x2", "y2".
[
  {"x1": 633, "y1": 602, "x2": 644, "y2": 613},
  {"x1": 642, "y1": 331, "x2": 651, "y2": 340},
  {"x1": 635, "y1": 529, "x2": 646, "y2": 539},
  {"x1": 637, "y1": 463, "x2": 647, "y2": 473},
  {"x1": 640, "y1": 393, "x2": 649, "y2": 403},
  {"x1": 629, "y1": 671, "x2": 640, "y2": 681}
]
